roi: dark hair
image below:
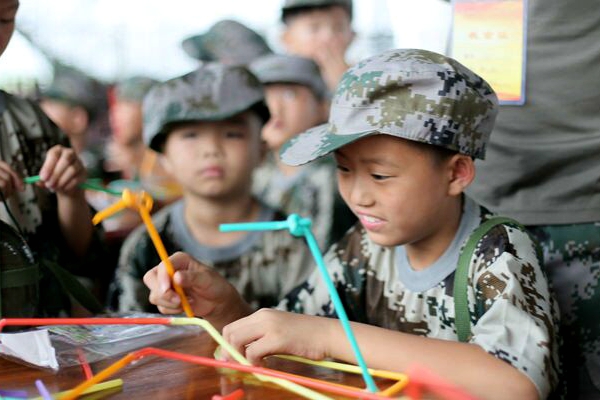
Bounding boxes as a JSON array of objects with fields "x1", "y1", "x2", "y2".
[
  {"x1": 409, "y1": 140, "x2": 462, "y2": 165},
  {"x1": 282, "y1": 4, "x2": 352, "y2": 25}
]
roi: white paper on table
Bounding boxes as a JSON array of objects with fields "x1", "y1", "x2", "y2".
[{"x1": 0, "y1": 329, "x2": 59, "y2": 370}]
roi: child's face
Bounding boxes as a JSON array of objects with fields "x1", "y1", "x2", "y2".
[
  {"x1": 334, "y1": 135, "x2": 458, "y2": 248},
  {"x1": 161, "y1": 112, "x2": 263, "y2": 200},
  {"x1": 282, "y1": 6, "x2": 353, "y2": 59},
  {"x1": 110, "y1": 100, "x2": 143, "y2": 145},
  {"x1": 0, "y1": 0, "x2": 18, "y2": 57},
  {"x1": 262, "y1": 83, "x2": 327, "y2": 151}
]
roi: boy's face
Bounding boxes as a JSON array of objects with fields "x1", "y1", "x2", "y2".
[
  {"x1": 0, "y1": 0, "x2": 18, "y2": 57},
  {"x1": 262, "y1": 83, "x2": 327, "y2": 151},
  {"x1": 282, "y1": 6, "x2": 353, "y2": 60},
  {"x1": 161, "y1": 112, "x2": 263, "y2": 200},
  {"x1": 334, "y1": 135, "x2": 458, "y2": 248},
  {"x1": 110, "y1": 100, "x2": 143, "y2": 145}
]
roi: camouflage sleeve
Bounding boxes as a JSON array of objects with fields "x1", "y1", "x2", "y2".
[
  {"x1": 114, "y1": 225, "x2": 161, "y2": 313},
  {"x1": 467, "y1": 223, "x2": 560, "y2": 399}
]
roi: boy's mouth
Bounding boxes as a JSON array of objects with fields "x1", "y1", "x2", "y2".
[
  {"x1": 200, "y1": 166, "x2": 224, "y2": 178},
  {"x1": 357, "y1": 213, "x2": 385, "y2": 230}
]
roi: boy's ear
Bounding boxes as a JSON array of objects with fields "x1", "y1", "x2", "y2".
[{"x1": 447, "y1": 154, "x2": 475, "y2": 196}]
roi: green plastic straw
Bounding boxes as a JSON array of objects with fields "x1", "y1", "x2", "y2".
[
  {"x1": 24, "y1": 175, "x2": 122, "y2": 196},
  {"x1": 220, "y1": 214, "x2": 379, "y2": 393}
]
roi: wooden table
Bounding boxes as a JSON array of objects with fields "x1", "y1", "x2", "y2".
[{"x1": 0, "y1": 329, "x2": 391, "y2": 399}]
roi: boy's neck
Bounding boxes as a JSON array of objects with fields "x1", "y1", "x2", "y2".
[
  {"x1": 404, "y1": 196, "x2": 464, "y2": 271},
  {"x1": 182, "y1": 192, "x2": 260, "y2": 247}
]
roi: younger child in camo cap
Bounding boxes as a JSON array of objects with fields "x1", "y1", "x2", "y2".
[
  {"x1": 250, "y1": 53, "x2": 355, "y2": 248},
  {"x1": 143, "y1": 49, "x2": 561, "y2": 399},
  {"x1": 112, "y1": 63, "x2": 312, "y2": 314}
]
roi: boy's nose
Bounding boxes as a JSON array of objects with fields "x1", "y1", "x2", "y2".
[{"x1": 349, "y1": 179, "x2": 374, "y2": 208}]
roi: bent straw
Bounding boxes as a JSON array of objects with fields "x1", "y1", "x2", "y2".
[
  {"x1": 63, "y1": 347, "x2": 397, "y2": 400},
  {"x1": 30, "y1": 379, "x2": 123, "y2": 400},
  {"x1": 23, "y1": 175, "x2": 122, "y2": 196},
  {"x1": 91, "y1": 189, "x2": 194, "y2": 317},
  {"x1": 220, "y1": 214, "x2": 379, "y2": 393}
]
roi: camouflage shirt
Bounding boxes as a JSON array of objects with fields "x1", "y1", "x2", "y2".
[
  {"x1": 0, "y1": 90, "x2": 105, "y2": 316},
  {"x1": 114, "y1": 199, "x2": 314, "y2": 312},
  {"x1": 278, "y1": 196, "x2": 560, "y2": 398},
  {"x1": 253, "y1": 155, "x2": 355, "y2": 250}
]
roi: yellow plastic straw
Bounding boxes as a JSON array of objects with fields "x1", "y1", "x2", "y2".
[
  {"x1": 171, "y1": 318, "x2": 331, "y2": 400},
  {"x1": 28, "y1": 379, "x2": 123, "y2": 400}
]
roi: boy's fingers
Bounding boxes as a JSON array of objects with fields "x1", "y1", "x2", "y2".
[
  {"x1": 46, "y1": 149, "x2": 78, "y2": 188},
  {"x1": 39, "y1": 145, "x2": 62, "y2": 182},
  {"x1": 223, "y1": 315, "x2": 267, "y2": 357}
]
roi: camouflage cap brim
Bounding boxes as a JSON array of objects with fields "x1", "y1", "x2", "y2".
[{"x1": 280, "y1": 123, "x2": 374, "y2": 166}]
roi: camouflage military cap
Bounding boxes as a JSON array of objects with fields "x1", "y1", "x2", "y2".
[
  {"x1": 114, "y1": 76, "x2": 157, "y2": 103},
  {"x1": 249, "y1": 54, "x2": 328, "y2": 99},
  {"x1": 280, "y1": 48, "x2": 498, "y2": 166},
  {"x1": 181, "y1": 20, "x2": 272, "y2": 66},
  {"x1": 142, "y1": 63, "x2": 268, "y2": 151},
  {"x1": 282, "y1": 0, "x2": 353, "y2": 21},
  {"x1": 42, "y1": 66, "x2": 100, "y2": 113}
]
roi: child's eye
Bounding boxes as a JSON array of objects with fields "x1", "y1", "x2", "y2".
[
  {"x1": 371, "y1": 174, "x2": 390, "y2": 181},
  {"x1": 181, "y1": 131, "x2": 199, "y2": 139},
  {"x1": 336, "y1": 165, "x2": 350, "y2": 173},
  {"x1": 0, "y1": 19, "x2": 15, "y2": 24},
  {"x1": 225, "y1": 131, "x2": 245, "y2": 139}
]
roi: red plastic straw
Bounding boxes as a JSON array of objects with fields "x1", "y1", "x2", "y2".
[
  {"x1": 0, "y1": 318, "x2": 172, "y2": 332},
  {"x1": 65, "y1": 347, "x2": 395, "y2": 400},
  {"x1": 212, "y1": 388, "x2": 245, "y2": 400},
  {"x1": 76, "y1": 348, "x2": 94, "y2": 380},
  {"x1": 404, "y1": 365, "x2": 478, "y2": 400}
]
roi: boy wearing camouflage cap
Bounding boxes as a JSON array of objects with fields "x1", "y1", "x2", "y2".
[
  {"x1": 113, "y1": 63, "x2": 313, "y2": 313},
  {"x1": 250, "y1": 53, "x2": 354, "y2": 248},
  {"x1": 144, "y1": 49, "x2": 560, "y2": 398},
  {"x1": 0, "y1": 0, "x2": 104, "y2": 316},
  {"x1": 281, "y1": 0, "x2": 354, "y2": 91}
]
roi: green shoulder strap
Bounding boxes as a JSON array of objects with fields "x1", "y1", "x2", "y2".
[
  {"x1": 41, "y1": 260, "x2": 103, "y2": 314},
  {"x1": 454, "y1": 216, "x2": 520, "y2": 342}
]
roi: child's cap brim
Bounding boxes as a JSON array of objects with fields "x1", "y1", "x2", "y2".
[{"x1": 280, "y1": 123, "x2": 375, "y2": 166}]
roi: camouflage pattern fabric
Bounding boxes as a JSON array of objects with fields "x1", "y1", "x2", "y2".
[
  {"x1": 114, "y1": 76, "x2": 158, "y2": 103},
  {"x1": 278, "y1": 199, "x2": 560, "y2": 398},
  {"x1": 0, "y1": 90, "x2": 105, "y2": 316},
  {"x1": 249, "y1": 53, "x2": 329, "y2": 99},
  {"x1": 142, "y1": 63, "x2": 269, "y2": 151},
  {"x1": 528, "y1": 223, "x2": 600, "y2": 398},
  {"x1": 113, "y1": 200, "x2": 314, "y2": 313},
  {"x1": 42, "y1": 65, "x2": 101, "y2": 113},
  {"x1": 253, "y1": 155, "x2": 355, "y2": 250},
  {"x1": 280, "y1": 49, "x2": 498, "y2": 166},
  {"x1": 281, "y1": 0, "x2": 353, "y2": 20},
  {"x1": 181, "y1": 20, "x2": 272, "y2": 66}
]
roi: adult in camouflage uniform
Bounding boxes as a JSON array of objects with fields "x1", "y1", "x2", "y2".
[
  {"x1": 250, "y1": 54, "x2": 355, "y2": 249},
  {"x1": 466, "y1": 1, "x2": 600, "y2": 397},
  {"x1": 181, "y1": 20, "x2": 272, "y2": 66},
  {"x1": 0, "y1": 0, "x2": 105, "y2": 316},
  {"x1": 112, "y1": 63, "x2": 313, "y2": 313},
  {"x1": 143, "y1": 49, "x2": 560, "y2": 399}
]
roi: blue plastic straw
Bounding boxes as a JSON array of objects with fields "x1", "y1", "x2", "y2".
[
  {"x1": 220, "y1": 214, "x2": 379, "y2": 393},
  {"x1": 34, "y1": 380, "x2": 52, "y2": 400}
]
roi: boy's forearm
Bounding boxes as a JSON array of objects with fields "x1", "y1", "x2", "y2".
[
  {"x1": 324, "y1": 321, "x2": 538, "y2": 400},
  {"x1": 57, "y1": 190, "x2": 94, "y2": 257}
]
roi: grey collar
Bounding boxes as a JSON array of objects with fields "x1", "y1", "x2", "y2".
[{"x1": 170, "y1": 200, "x2": 275, "y2": 264}]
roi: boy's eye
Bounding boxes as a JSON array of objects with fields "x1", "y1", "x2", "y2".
[
  {"x1": 225, "y1": 131, "x2": 245, "y2": 139},
  {"x1": 371, "y1": 174, "x2": 390, "y2": 181},
  {"x1": 0, "y1": 18, "x2": 15, "y2": 24},
  {"x1": 336, "y1": 164, "x2": 349, "y2": 173},
  {"x1": 181, "y1": 131, "x2": 199, "y2": 139}
]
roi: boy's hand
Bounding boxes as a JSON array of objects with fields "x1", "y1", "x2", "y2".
[
  {"x1": 0, "y1": 160, "x2": 24, "y2": 197},
  {"x1": 38, "y1": 145, "x2": 86, "y2": 195},
  {"x1": 143, "y1": 252, "x2": 251, "y2": 328},
  {"x1": 222, "y1": 309, "x2": 333, "y2": 365}
]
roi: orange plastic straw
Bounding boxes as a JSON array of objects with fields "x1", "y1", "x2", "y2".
[{"x1": 92, "y1": 189, "x2": 194, "y2": 317}]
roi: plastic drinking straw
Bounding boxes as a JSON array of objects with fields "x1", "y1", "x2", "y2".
[
  {"x1": 34, "y1": 380, "x2": 52, "y2": 400},
  {"x1": 63, "y1": 347, "x2": 399, "y2": 400},
  {"x1": 91, "y1": 189, "x2": 195, "y2": 318},
  {"x1": 0, "y1": 389, "x2": 28, "y2": 398},
  {"x1": 211, "y1": 388, "x2": 245, "y2": 400},
  {"x1": 404, "y1": 365, "x2": 478, "y2": 400},
  {"x1": 76, "y1": 348, "x2": 93, "y2": 380},
  {"x1": 220, "y1": 214, "x2": 379, "y2": 393},
  {"x1": 30, "y1": 379, "x2": 123, "y2": 400},
  {"x1": 23, "y1": 175, "x2": 123, "y2": 196}
]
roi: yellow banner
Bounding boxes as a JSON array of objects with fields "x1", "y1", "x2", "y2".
[{"x1": 451, "y1": 0, "x2": 527, "y2": 104}]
